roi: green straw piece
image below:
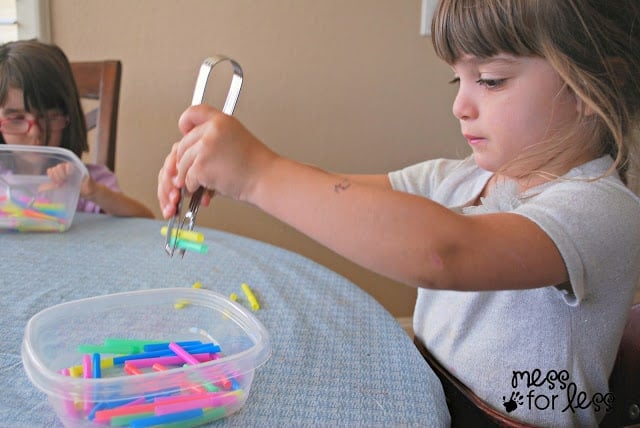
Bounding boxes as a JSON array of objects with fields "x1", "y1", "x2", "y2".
[
  {"x1": 77, "y1": 344, "x2": 141, "y2": 355},
  {"x1": 104, "y1": 338, "x2": 165, "y2": 348},
  {"x1": 110, "y1": 411, "x2": 155, "y2": 427},
  {"x1": 159, "y1": 407, "x2": 227, "y2": 428},
  {"x1": 169, "y1": 237, "x2": 209, "y2": 254}
]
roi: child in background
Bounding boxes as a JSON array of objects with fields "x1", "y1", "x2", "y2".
[
  {"x1": 157, "y1": 0, "x2": 640, "y2": 426},
  {"x1": 0, "y1": 40, "x2": 153, "y2": 218}
]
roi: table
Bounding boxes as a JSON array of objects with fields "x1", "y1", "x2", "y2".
[{"x1": 0, "y1": 213, "x2": 449, "y2": 427}]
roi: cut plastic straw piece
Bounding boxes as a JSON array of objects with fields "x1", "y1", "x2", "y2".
[
  {"x1": 168, "y1": 237, "x2": 208, "y2": 254},
  {"x1": 125, "y1": 353, "x2": 213, "y2": 368},
  {"x1": 68, "y1": 357, "x2": 113, "y2": 376},
  {"x1": 168, "y1": 342, "x2": 200, "y2": 365},
  {"x1": 152, "y1": 363, "x2": 169, "y2": 372},
  {"x1": 112, "y1": 343, "x2": 219, "y2": 365},
  {"x1": 82, "y1": 354, "x2": 92, "y2": 379},
  {"x1": 154, "y1": 391, "x2": 239, "y2": 415},
  {"x1": 104, "y1": 338, "x2": 164, "y2": 348},
  {"x1": 95, "y1": 394, "x2": 209, "y2": 423},
  {"x1": 78, "y1": 343, "x2": 140, "y2": 355},
  {"x1": 130, "y1": 408, "x2": 204, "y2": 428},
  {"x1": 124, "y1": 362, "x2": 143, "y2": 375},
  {"x1": 174, "y1": 298, "x2": 190, "y2": 309},
  {"x1": 92, "y1": 353, "x2": 101, "y2": 378},
  {"x1": 143, "y1": 341, "x2": 203, "y2": 352},
  {"x1": 110, "y1": 411, "x2": 155, "y2": 426},
  {"x1": 161, "y1": 226, "x2": 205, "y2": 243},
  {"x1": 159, "y1": 407, "x2": 226, "y2": 427},
  {"x1": 241, "y1": 282, "x2": 260, "y2": 311}
]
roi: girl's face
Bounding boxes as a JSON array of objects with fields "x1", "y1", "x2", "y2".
[
  {"x1": 0, "y1": 87, "x2": 67, "y2": 147},
  {"x1": 451, "y1": 54, "x2": 581, "y2": 177}
]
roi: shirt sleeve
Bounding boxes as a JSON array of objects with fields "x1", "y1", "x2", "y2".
[{"x1": 513, "y1": 178, "x2": 640, "y2": 305}]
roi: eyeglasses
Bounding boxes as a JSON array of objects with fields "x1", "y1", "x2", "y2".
[{"x1": 0, "y1": 114, "x2": 69, "y2": 135}]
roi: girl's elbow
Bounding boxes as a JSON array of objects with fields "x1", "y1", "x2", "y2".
[{"x1": 407, "y1": 249, "x2": 458, "y2": 290}]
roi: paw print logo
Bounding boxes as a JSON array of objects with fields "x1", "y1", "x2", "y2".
[{"x1": 502, "y1": 391, "x2": 524, "y2": 413}]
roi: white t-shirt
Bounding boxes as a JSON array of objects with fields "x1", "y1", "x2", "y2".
[{"x1": 388, "y1": 155, "x2": 640, "y2": 427}]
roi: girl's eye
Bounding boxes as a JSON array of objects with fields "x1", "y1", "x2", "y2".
[
  {"x1": 476, "y1": 78, "x2": 506, "y2": 89},
  {"x1": 448, "y1": 77, "x2": 460, "y2": 85}
]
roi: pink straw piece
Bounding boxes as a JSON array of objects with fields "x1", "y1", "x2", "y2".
[
  {"x1": 168, "y1": 342, "x2": 200, "y2": 365},
  {"x1": 93, "y1": 402, "x2": 156, "y2": 423},
  {"x1": 125, "y1": 353, "x2": 213, "y2": 368},
  {"x1": 82, "y1": 354, "x2": 92, "y2": 379},
  {"x1": 154, "y1": 391, "x2": 239, "y2": 416},
  {"x1": 81, "y1": 354, "x2": 93, "y2": 414},
  {"x1": 94, "y1": 391, "x2": 224, "y2": 422},
  {"x1": 59, "y1": 368, "x2": 78, "y2": 418}
]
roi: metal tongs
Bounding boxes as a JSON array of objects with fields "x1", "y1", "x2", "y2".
[{"x1": 164, "y1": 55, "x2": 243, "y2": 257}]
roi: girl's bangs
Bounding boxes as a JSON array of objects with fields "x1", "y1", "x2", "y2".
[{"x1": 432, "y1": 0, "x2": 540, "y2": 64}]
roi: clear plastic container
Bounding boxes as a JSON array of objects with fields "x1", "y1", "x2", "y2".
[
  {"x1": 0, "y1": 144, "x2": 87, "y2": 232},
  {"x1": 22, "y1": 288, "x2": 271, "y2": 427}
]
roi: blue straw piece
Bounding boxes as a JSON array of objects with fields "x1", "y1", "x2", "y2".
[
  {"x1": 143, "y1": 340, "x2": 203, "y2": 352},
  {"x1": 92, "y1": 353, "x2": 101, "y2": 378},
  {"x1": 130, "y1": 408, "x2": 204, "y2": 427},
  {"x1": 113, "y1": 343, "x2": 221, "y2": 364}
]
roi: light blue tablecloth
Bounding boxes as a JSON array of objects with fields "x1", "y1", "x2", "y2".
[{"x1": 0, "y1": 213, "x2": 449, "y2": 427}]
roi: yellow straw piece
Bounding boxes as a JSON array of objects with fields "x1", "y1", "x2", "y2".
[
  {"x1": 160, "y1": 226, "x2": 204, "y2": 243},
  {"x1": 68, "y1": 366, "x2": 83, "y2": 377},
  {"x1": 191, "y1": 281, "x2": 203, "y2": 289},
  {"x1": 68, "y1": 357, "x2": 113, "y2": 377},
  {"x1": 241, "y1": 283, "x2": 260, "y2": 311},
  {"x1": 174, "y1": 298, "x2": 190, "y2": 309},
  {"x1": 229, "y1": 293, "x2": 238, "y2": 302}
]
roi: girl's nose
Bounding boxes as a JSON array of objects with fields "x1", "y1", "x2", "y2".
[
  {"x1": 27, "y1": 119, "x2": 43, "y2": 136},
  {"x1": 25, "y1": 120, "x2": 48, "y2": 145},
  {"x1": 452, "y1": 87, "x2": 478, "y2": 121}
]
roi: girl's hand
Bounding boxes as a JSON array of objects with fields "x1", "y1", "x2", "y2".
[
  {"x1": 45, "y1": 162, "x2": 96, "y2": 199},
  {"x1": 158, "y1": 104, "x2": 277, "y2": 218},
  {"x1": 46, "y1": 162, "x2": 73, "y2": 187}
]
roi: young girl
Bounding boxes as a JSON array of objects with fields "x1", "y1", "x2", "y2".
[
  {"x1": 0, "y1": 40, "x2": 154, "y2": 218},
  {"x1": 157, "y1": 0, "x2": 640, "y2": 425}
]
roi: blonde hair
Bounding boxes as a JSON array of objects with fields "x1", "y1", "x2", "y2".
[{"x1": 432, "y1": 0, "x2": 640, "y2": 188}]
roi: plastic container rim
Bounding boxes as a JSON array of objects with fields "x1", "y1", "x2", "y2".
[{"x1": 0, "y1": 144, "x2": 89, "y2": 178}]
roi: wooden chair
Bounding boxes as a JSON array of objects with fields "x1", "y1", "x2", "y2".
[
  {"x1": 600, "y1": 303, "x2": 640, "y2": 427},
  {"x1": 414, "y1": 303, "x2": 640, "y2": 427},
  {"x1": 69, "y1": 60, "x2": 122, "y2": 171}
]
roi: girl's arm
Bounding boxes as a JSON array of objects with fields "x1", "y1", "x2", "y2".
[
  {"x1": 250, "y1": 158, "x2": 566, "y2": 291},
  {"x1": 82, "y1": 178, "x2": 154, "y2": 218},
  {"x1": 47, "y1": 162, "x2": 155, "y2": 218},
  {"x1": 159, "y1": 105, "x2": 567, "y2": 291}
]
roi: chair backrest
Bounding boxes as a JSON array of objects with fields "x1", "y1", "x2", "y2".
[
  {"x1": 601, "y1": 303, "x2": 640, "y2": 427},
  {"x1": 69, "y1": 60, "x2": 122, "y2": 171}
]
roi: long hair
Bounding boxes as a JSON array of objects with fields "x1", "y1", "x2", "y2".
[
  {"x1": 0, "y1": 40, "x2": 88, "y2": 157},
  {"x1": 432, "y1": 0, "x2": 640, "y2": 187}
]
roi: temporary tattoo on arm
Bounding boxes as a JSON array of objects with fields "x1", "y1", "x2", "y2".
[{"x1": 334, "y1": 178, "x2": 351, "y2": 193}]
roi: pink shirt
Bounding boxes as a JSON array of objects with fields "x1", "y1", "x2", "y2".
[{"x1": 76, "y1": 163, "x2": 121, "y2": 213}]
